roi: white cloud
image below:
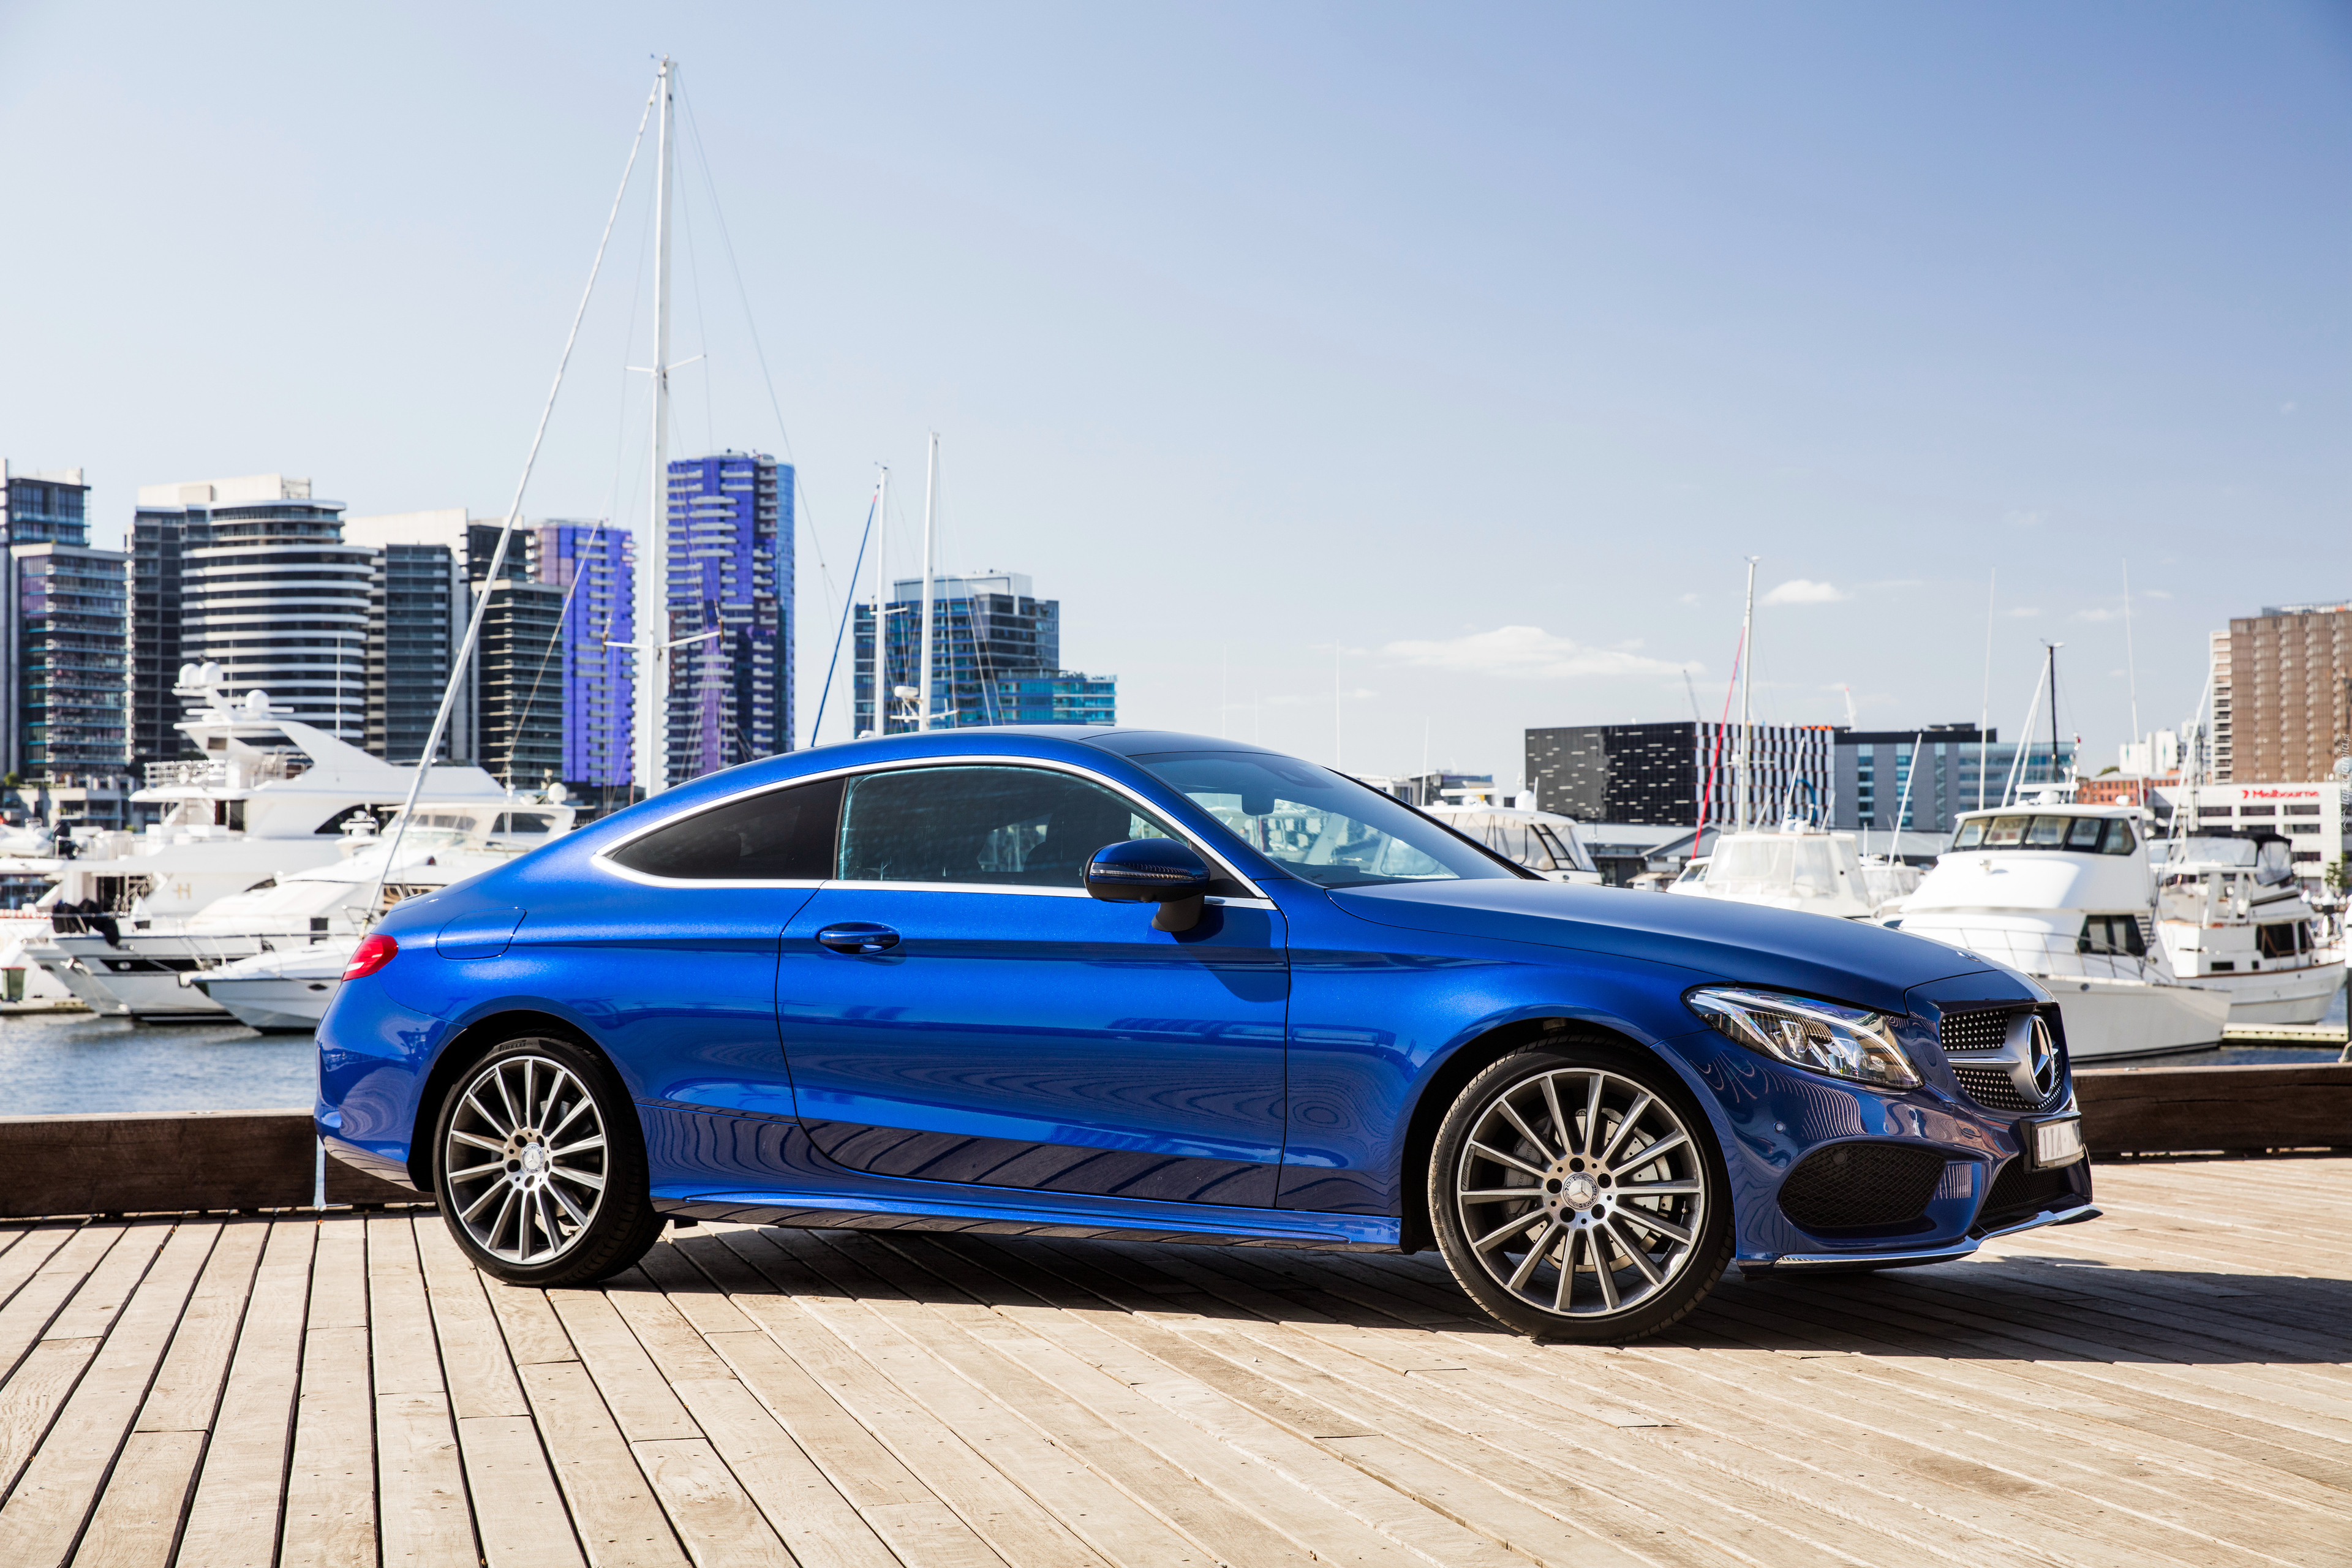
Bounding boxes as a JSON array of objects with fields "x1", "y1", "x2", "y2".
[
  {"x1": 1762, "y1": 578, "x2": 1849, "y2": 605},
  {"x1": 2075, "y1": 607, "x2": 2119, "y2": 622},
  {"x1": 1383, "y1": 625, "x2": 1698, "y2": 681},
  {"x1": 2005, "y1": 510, "x2": 2044, "y2": 529},
  {"x1": 2006, "y1": 606, "x2": 2041, "y2": 618},
  {"x1": 2143, "y1": 588, "x2": 2173, "y2": 600},
  {"x1": 1676, "y1": 592, "x2": 1700, "y2": 606},
  {"x1": 2282, "y1": 401, "x2": 2298, "y2": 415}
]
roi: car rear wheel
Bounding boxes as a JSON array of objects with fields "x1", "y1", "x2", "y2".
[
  {"x1": 1430, "y1": 1041, "x2": 1731, "y2": 1342},
  {"x1": 434, "y1": 1034, "x2": 663, "y2": 1287}
]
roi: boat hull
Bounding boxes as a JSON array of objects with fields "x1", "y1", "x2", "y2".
[
  {"x1": 2182, "y1": 960, "x2": 2346, "y2": 1026},
  {"x1": 194, "y1": 975, "x2": 336, "y2": 1032},
  {"x1": 2041, "y1": 976, "x2": 2233, "y2": 1060}
]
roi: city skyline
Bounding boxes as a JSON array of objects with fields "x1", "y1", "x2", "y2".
[{"x1": 1, "y1": 5, "x2": 2345, "y2": 782}]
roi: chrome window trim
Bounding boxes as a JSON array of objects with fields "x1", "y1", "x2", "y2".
[{"x1": 590, "y1": 753, "x2": 1272, "y2": 900}]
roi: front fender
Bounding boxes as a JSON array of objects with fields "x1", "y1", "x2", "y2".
[{"x1": 1273, "y1": 886, "x2": 1732, "y2": 1216}]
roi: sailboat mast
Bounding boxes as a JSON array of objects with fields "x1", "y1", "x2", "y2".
[
  {"x1": 870, "y1": 464, "x2": 888, "y2": 734},
  {"x1": 1736, "y1": 557, "x2": 1757, "y2": 833},
  {"x1": 919, "y1": 434, "x2": 937, "y2": 731},
  {"x1": 2047, "y1": 641, "x2": 2064, "y2": 787},
  {"x1": 636, "y1": 56, "x2": 676, "y2": 799}
]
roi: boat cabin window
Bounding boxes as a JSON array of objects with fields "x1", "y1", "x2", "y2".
[
  {"x1": 2078, "y1": 914, "x2": 2147, "y2": 957},
  {"x1": 2256, "y1": 922, "x2": 2309, "y2": 959},
  {"x1": 492, "y1": 812, "x2": 556, "y2": 835},
  {"x1": 1954, "y1": 815, "x2": 2134, "y2": 854}
]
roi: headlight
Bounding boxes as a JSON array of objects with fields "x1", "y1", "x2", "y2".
[{"x1": 1686, "y1": 986, "x2": 1921, "y2": 1090}]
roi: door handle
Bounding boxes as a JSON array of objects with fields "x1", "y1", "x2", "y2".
[{"x1": 816, "y1": 922, "x2": 900, "y2": 955}]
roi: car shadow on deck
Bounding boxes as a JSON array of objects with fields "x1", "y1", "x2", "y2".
[{"x1": 640, "y1": 1222, "x2": 2344, "y2": 1369}]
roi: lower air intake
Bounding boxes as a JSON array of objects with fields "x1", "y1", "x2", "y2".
[{"x1": 1777, "y1": 1142, "x2": 1948, "y2": 1233}]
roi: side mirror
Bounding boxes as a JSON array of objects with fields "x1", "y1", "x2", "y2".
[{"x1": 1084, "y1": 838, "x2": 1213, "y2": 932}]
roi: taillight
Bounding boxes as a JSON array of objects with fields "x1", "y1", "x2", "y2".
[{"x1": 343, "y1": 934, "x2": 398, "y2": 981}]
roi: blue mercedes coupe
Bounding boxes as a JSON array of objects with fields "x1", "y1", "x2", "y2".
[{"x1": 317, "y1": 729, "x2": 2095, "y2": 1341}]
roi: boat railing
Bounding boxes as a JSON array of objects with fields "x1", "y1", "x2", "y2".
[
  {"x1": 143, "y1": 752, "x2": 310, "y2": 790},
  {"x1": 1905, "y1": 924, "x2": 2175, "y2": 986}
]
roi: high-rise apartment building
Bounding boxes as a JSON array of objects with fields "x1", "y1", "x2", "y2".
[
  {"x1": 664, "y1": 453, "x2": 789, "y2": 779},
  {"x1": 1, "y1": 465, "x2": 129, "y2": 782},
  {"x1": 530, "y1": 522, "x2": 634, "y2": 795},
  {"x1": 344, "y1": 511, "x2": 565, "y2": 786},
  {"x1": 853, "y1": 571, "x2": 1115, "y2": 733},
  {"x1": 1527, "y1": 721, "x2": 1837, "y2": 827},
  {"x1": 2209, "y1": 629, "x2": 2233, "y2": 782},
  {"x1": 2219, "y1": 602, "x2": 2350, "y2": 783},
  {"x1": 132, "y1": 476, "x2": 372, "y2": 765}
]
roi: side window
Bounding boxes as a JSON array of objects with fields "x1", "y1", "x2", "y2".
[
  {"x1": 2100, "y1": 820, "x2": 2136, "y2": 855},
  {"x1": 607, "y1": 775, "x2": 844, "y2": 880},
  {"x1": 838, "y1": 766, "x2": 1178, "y2": 889}
]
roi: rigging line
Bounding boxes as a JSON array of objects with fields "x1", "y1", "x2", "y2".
[
  {"x1": 675, "y1": 81, "x2": 838, "y2": 620},
  {"x1": 500, "y1": 519, "x2": 611, "y2": 785},
  {"x1": 369, "y1": 75, "x2": 655, "y2": 919},
  {"x1": 810, "y1": 493, "x2": 875, "y2": 743},
  {"x1": 671, "y1": 135, "x2": 717, "y2": 455}
]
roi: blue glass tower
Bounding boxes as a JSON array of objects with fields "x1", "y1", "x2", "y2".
[
  {"x1": 665, "y1": 453, "x2": 790, "y2": 779},
  {"x1": 530, "y1": 523, "x2": 635, "y2": 793}
]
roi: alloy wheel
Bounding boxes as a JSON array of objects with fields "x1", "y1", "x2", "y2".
[
  {"x1": 443, "y1": 1054, "x2": 608, "y2": 1265},
  {"x1": 1453, "y1": 1065, "x2": 1708, "y2": 1319}
]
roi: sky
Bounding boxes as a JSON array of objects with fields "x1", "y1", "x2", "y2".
[{"x1": 2, "y1": 2, "x2": 2345, "y2": 785}]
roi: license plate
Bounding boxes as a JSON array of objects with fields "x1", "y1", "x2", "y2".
[{"x1": 2029, "y1": 1114, "x2": 2085, "y2": 1169}]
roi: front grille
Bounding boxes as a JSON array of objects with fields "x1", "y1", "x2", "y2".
[
  {"x1": 1939, "y1": 1008, "x2": 2015, "y2": 1054},
  {"x1": 1778, "y1": 1142, "x2": 1948, "y2": 1233},
  {"x1": 1952, "y1": 1065, "x2": 2043, "y2": 1114},
  {"x1": 1977, "y1": 1158, "x2": 2079, "y2": 1231}
]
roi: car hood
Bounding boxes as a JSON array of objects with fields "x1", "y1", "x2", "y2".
[{"x1": 1326, "y1": 878, "x2": 1994, "y2": 1017}]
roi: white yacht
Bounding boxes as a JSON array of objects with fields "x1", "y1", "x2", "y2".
[
  {"x1": 2152, "y1": 832, "x2": 2346, "y2": 1025},
  {"x1": 23, "y1": 665, "x2": 556, "y2": 1020},
  {"x1": 181, "y1": 829, "x2": 551, "y2": 1030},
  {"x1": 1892, "y1": 801, "x2": 2231, "y2": 1060},
  {"x1": 1421, "y1": 805, "x2": 1604, "y2": 883},
  {"x1": 1667, "y1": 822, "x2": 1882, "y2": 920}
]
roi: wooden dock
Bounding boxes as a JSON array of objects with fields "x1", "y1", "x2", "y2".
[{"x1": 0, "y1": 1157, "x2": 2344, "y2": 1567}]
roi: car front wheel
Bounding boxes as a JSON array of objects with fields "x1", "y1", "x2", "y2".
[
  {"x1": 434, "y1": 1034, "x2": 663, "y2": 1287},
  {"x1": 1430, "y1": 1041, "x2": 1731, "y2": 1341}
]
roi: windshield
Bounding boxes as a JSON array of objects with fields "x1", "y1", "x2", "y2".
[
  {"x1": 1951, "y1": 814, "x2": 2135, "y2": 855},
  {"x1": 1706, "y1": 835, "x2": 1855, "y2": 898},
  {"x1": 1129, "y1": 751, "x2": 1522, "y2": 888}
]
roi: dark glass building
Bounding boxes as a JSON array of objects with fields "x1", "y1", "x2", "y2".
[
  {"x1": 2, "y1": 464, "x2": 129, "y2": 782},
  {"x1": 853, "y1": 571, "x2": 1114, "y2": 733},
  {"x1": 665, "y1": 453, "x2": 788, "y2": 779},
  {"x1": 1526, "y1": 720, "x2": 1835, "y2": 827}
]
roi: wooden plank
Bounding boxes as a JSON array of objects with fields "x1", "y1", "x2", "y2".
[
  {"x1": 278, "y1": 1323, "x2": 375, "y2": 1568},
  {"x1": 0, "y1": 1228, "x2": 77, "y2": 1316},
  {"x1": 367, "y1": 1215, "x2": 441, "y2": 1398},
  {"x1": 814, "y1": 1230, "x2": 1430, "y2": 1568},
  {"x1": 0, "y1": 1229, "x2": 127, "y2": 1382},
  {"x1": 412, "y1": 1217, "x2": 527, "y2": 1419},
  {"x1": 451, "y1": 1415, "x2": 586, "y2": 1568},
  {"x1": 694, "y1": 1324, "x2": 1011, "y2": 1567},
  {"x1": 666, "y1": 1378, "x2": 899, "y2": 1568},
  {"x1": 545, "y1": 1289, "x2": 699, "y2": 1442},
  {"x1": 0, "y1": 1221, "x2": 217, "y2": 1568},
  {"x1": 629, "y1": 1438, "x2": 796, "y2": 1568},
  {"x1": 67, "y1": 1429, "x2": 202, "y2": 1568},
  {"x1": 177, "y1": 1218, "x2": 317, "y2": 1566},
  {"x1": 516, "y1": 1359, "x2": 688, "y2": 1568},
  {"x1": 134, "y1": 1220, "x2": 268, "y2": 1434},
  {"x1": 903, "y1": 1236, "x2": 1526, "y2": 1568},
  {"x1": 483, "y1": 1280, "x2": 577, "y2": 1368},
  {"x1": 376, "y1": 1392, "x2": 475, "y2": 1568},
  {"x1": 0, "y1": 1340, "x2": 104, "y2": 1507},
  {"x1": 303, "y1": 1217, "x2": 370, "y2": 1333},
  {"x1": 631, "y1": 1242, "x2": 758, "y2": 1337},
  {"x1": 599, "y1": 1272, "x2": 734, "y2": 1382},
  {"x1": 0, "y1": 1112, "x2": 315, "y2": 1219},
  {"x1": 709, "y1": 1229, "x2": 1101, "y2": 1568},
  {"x1": 772, "y1": 1235, "x2": 1250, "y2": 1568},
  {"x1": 2078, "y1": 1061, "x2": 2352, "y2": 1153}
]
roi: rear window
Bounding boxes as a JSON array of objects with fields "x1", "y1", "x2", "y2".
[{"x1": 607, "y1": 776, "x2": 843, "y2": 881}]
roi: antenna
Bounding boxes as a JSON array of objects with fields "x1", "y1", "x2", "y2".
[{"x1": 2121, "y1": 558, "x2": 2141, "y2": 759}]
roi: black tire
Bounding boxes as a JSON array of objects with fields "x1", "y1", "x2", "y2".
[
  {"x1": 432, "y1": 1033, "x2": 663, "y2": 1287},
  {"x1": 1430, "y1": 1038, "x2": 1732, "y2": 1342}
]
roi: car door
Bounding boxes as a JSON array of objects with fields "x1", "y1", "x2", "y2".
[{"x1": 777, "y1": 761, "x2": 1290, "y2": 1207}]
